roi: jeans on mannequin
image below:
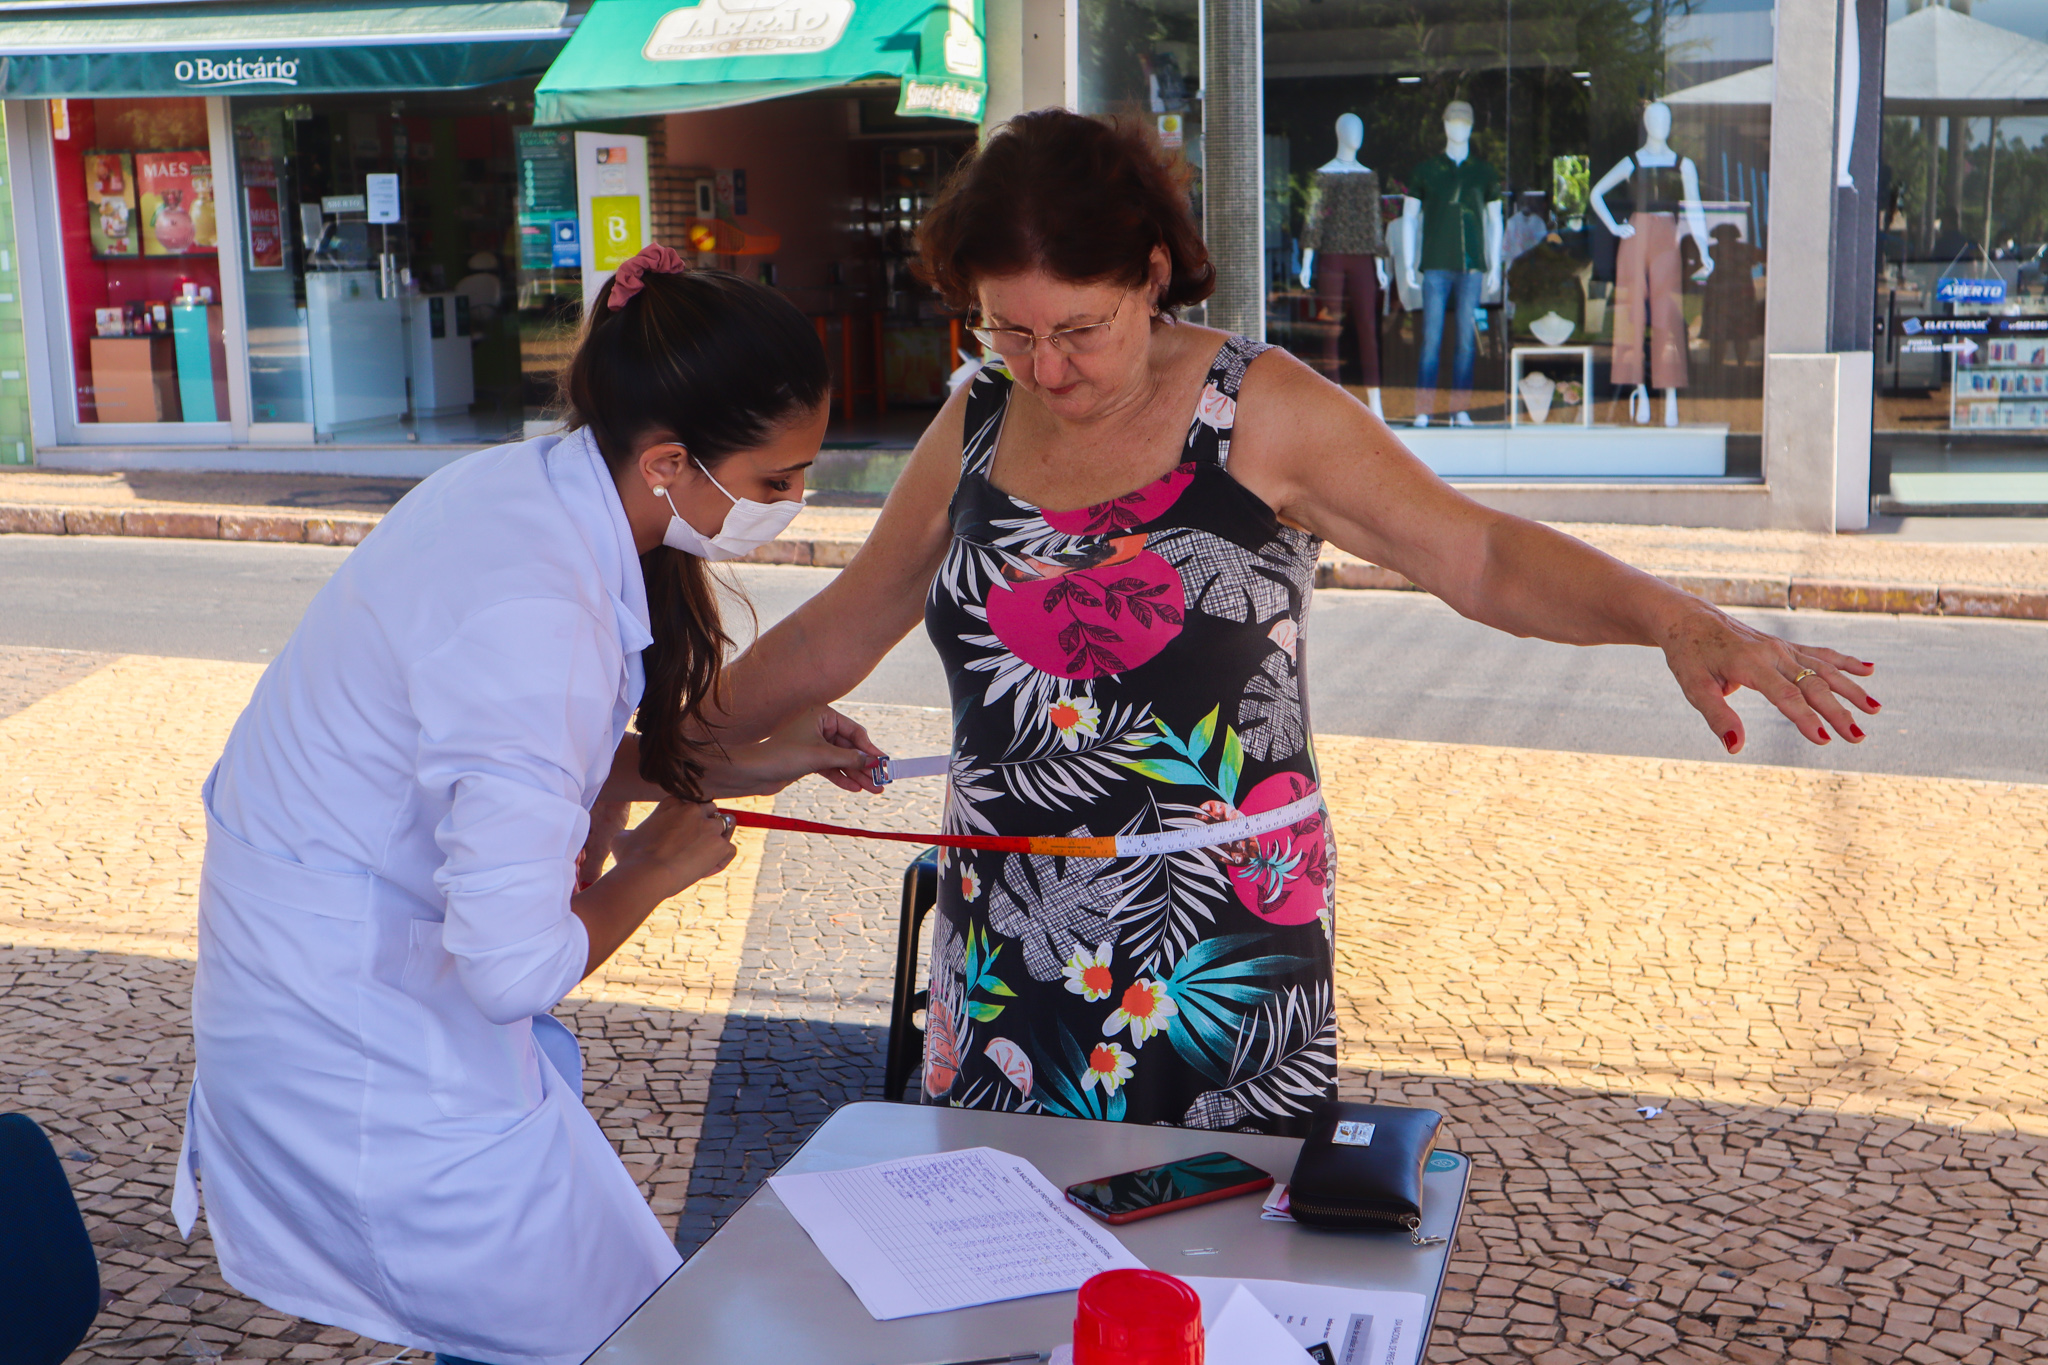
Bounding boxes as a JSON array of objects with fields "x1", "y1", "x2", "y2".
[
  {"x1": 1313, "y1": 253, "x2": 1382, "y2": 387},
  {"x1": 1417, "y1": 268, "x2": 1482, "y2": 414}
]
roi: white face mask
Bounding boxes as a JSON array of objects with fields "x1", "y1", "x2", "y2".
[{"x1": 655, "y1": 458, "x2": 803, "y2": 562}]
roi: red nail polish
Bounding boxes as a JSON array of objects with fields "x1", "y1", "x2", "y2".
[
  {"x1": 1817, "y1": 731, "x2": 1831, "y2": 743},
  {"x1": 1866, "y1": 697, "x2": 1881, "y2": 710},
  {"x1": 1723, "y1": 731, "x2": 1738, "y2": 752},
  {"x1": 1849, "y1": 724, "x2": 1864, "y2": 739}
]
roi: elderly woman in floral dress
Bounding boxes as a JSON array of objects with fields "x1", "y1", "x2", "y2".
[{"x1": 716, "y1": 112, "x2": 1879, "y2": 1135}]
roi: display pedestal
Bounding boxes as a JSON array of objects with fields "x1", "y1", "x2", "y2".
[
  {"x1": 307, "y1": 271, "x2": 407, "y2": 434},
  {"x1": 88, "y1": 337, "x2": 181, "y2": 423},
  {"x1": 170, "y1": 302, "x2": 227, "y2": 423}
]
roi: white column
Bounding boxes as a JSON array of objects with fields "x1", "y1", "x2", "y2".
[
  {"x1": 207, "y1": 96, "x2": 253, "y2": 443},
  {"x1": 1018, "y1": 0, "x2": 1078, "y2": 114},
  {"x1": 1762, "y1": 0, "x2": 1847, "y2": 530},
  {"x1": 981, "y1": 0, "x2": 1026, "y2": 131},
  {"x1": 1201, "y1": 0, "x2": 1264, "y2": 339}
]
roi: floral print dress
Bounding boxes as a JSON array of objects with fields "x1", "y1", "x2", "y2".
[{"x1": 921, "y1": 334, "x2": 1337, "y2": 1136}]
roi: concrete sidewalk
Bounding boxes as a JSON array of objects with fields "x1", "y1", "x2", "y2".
[{"x1": 5, "y1": 467, "x2": 2047, "y2": 619}]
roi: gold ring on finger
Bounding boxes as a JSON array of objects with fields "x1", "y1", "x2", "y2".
[{"x1": 1791, "y1": 667, "x2": 1818, "y2": 684}]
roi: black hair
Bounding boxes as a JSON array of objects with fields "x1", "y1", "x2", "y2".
[{"x1": 562, "y1": 264, "x2": 830, "y2": 799}]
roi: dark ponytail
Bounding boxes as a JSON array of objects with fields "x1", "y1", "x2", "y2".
[{"x1": 562, "y1": 265, "x2": 829, "y2": 799}]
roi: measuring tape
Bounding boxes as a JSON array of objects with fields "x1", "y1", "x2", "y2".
[{"x1": 718, "y1": 755, "x2": 1324, "y2": 860}]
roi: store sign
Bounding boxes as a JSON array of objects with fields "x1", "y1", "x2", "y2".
[
  {"x1": 574, "y1": 131, "x2": 649, "y2": 314},
  {"x1": 642, "y1": 0, "x2": 856, "y2": 60},
  {"x1": 591, "y1": 196, "x2": 643, "y2": 270},
  {"x1": 1937, "y1": 276, "x2": 2007, "y2": 305},
  {"x1": 897, "y1": 77, "x2": 985, "y2": 122},
  {"x1": 0, "y1": 43, "x2": 561, "y2": 100},
  {"x1": 172, "y1": 55, "x2": 300, "y2": 88}
]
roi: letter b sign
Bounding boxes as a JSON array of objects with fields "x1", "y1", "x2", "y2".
[{"x1": 591, "y1": 195, "x2": 643, "y2": 270}]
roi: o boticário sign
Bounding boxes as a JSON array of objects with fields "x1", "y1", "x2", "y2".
[
  {"x1": 0, "y1": 43, "x2": 563, "y2": 98},
  {"x1": 534, "y1": 0, "x2": 986, "y2": 125}
]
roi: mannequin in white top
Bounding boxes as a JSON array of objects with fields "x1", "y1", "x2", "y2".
[
  {"x1": 1400, "y1": 102, "x2": 1502, "y2": 428},
  {"x1": 1299, "y1": 114, "x2": 1390, "y2": 417},
  {"x1": 1589, "y1": 101, "x2": 1714, "y2": 427}
]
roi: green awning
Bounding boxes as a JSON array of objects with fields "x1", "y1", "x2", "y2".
[
  {"x1": 535, "y1": 0, "x2": 985, "y2": 126},
  {"x1": 0, "y1": 2, "x2": 569, "y2": 97}
]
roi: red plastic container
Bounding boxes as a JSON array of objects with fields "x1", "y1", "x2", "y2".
[{"x1": 1071, "y1": 1269, "x2": 1205, "y2": 1365}]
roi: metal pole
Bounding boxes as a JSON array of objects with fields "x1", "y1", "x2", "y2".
[{"x1": 1200, "y1": 0, "x2": 1263, "y2": 339}]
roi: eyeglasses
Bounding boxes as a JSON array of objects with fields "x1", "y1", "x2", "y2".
[{"x1": 968, "y1": 296, "x2": 1127, "y2": 358}]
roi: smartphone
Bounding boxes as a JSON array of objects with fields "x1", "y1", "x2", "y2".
[{"x1": 1064, "y1": 1151, "x2": 1274, "y2": 1225}]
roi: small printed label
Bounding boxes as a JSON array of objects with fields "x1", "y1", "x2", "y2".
[
  {"x1": 1333, "y1": 1120, "x2": 1376, "y2": 1147},
  {"x1": 1427, "y1": 1152, "x2": 1461, "y2": 1172}
]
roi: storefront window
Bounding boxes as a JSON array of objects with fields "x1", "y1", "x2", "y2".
[
  {"x1": 1080, "y1": 0, "x2": 1203, "y2": 223},
  {"x1": 1262, "y1": 0, "x2": 1773, "y2": 476},
  {"x1": 230, "y1": 92, "x2": 527, "y2": 444},
  {"x1": 55, "y1": 97, "x2": 226, "y2": 427},
  {"x1": 1874, "y1": 0, "x2": 2048, "y2": 508}
]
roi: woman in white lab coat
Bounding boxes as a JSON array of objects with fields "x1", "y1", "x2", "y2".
[{"x1": 174, "y1": 251, "x2": 877, "y2": 1365}]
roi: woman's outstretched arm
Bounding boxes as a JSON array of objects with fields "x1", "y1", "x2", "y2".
[
  {"x1": 704, "y1": 378, "x2": 971, "y2": 744},
  {"x1": 1229, "y1": 349, "x2": 1880, "y2": 755}
]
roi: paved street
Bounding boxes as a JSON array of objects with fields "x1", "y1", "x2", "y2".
[
  {"x1": 3, "y1": 536, "x2": 2038, "y2": 783},
  {"x1": 4, "y1": 638, "x2": 2045, "y2": 1365}
]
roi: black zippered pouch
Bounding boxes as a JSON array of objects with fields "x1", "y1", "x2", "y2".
[{"x1": 1285, "y1": 1101, "x2": 1445, "y2": 1240}]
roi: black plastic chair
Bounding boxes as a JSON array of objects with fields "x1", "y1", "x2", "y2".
[
  {"x1": 0, "y1": 1112, "x2": 102, "y2": 1365},
  {"x1": 883, "y1": 848, "x2": 940, "y2": 1101}
]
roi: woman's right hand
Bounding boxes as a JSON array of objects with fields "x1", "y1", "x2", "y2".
[{"x1": 605, "y1": 798, "x2": 737, "y2": 900}]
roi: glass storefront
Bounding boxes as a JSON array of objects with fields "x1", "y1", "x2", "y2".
[
  {"x1": 41, "y1": 86, "x2": 530, "y2": 447},
  {"x1": 1260, "y1": 0, "x2": 1775, "y2": 475},
  {"x1": 54, "y1": 97, "x2": 227, "y2": 428},
  {"x1": 1080, "y1": 0, "x2": 1203, "y2": 221},
  {"x1": 231, "y1": 92, "x2": 527, "y2": 444},
  {"x1": 1873, "y1": 0, "x2": 2048, "y2": 508},
  {"x1": 1074, "y1": 0, "x2": 1776, "y2": 476}
]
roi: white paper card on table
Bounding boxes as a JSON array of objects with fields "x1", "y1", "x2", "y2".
[
  {"x1": 768, "y1": 1146, "x2": 1146, "y2": 1321},
  {"x1": 1180, "y1": 1277, "x2": 1428, "y2": 1365},
  {"x1": 1207, "y1": 1284, "x2": 1318, "y2": 1364}
]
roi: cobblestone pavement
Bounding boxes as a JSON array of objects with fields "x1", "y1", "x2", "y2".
[{"x1": 4, "y1": 644, "x2": 2045, "y2": 1364}]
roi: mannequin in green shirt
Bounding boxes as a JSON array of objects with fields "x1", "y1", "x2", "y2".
[{"x1": 1400, "y1": 101, "x2": 1502, "y2": 427}]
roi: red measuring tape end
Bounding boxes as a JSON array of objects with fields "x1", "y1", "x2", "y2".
[{"x1": 718, "y1": 808, "x2": 1120, "y2": 859}]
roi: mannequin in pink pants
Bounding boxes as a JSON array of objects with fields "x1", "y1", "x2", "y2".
[{"x1": 1589, "y1": 101, "x2": 1715, "y2": 427}]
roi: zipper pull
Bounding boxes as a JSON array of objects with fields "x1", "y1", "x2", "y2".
[{"x1": 1405, "y1": 1216, "x2": 1446, "y2": 1248}]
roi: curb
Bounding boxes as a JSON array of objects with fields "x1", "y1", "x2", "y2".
[
  {"x1": 5, "y1": 503, "x2": 2045, "y2": 623},
  {"x1": 1311, "y1": 557, "x2": 2048, "y2": 622},
  {"x1": 0, "y1": 503, "x2": 376, "y2": 546}
]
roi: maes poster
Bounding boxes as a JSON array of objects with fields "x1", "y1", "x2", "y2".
[
  {"x1": 136, "y1": 149, "x2": 218, "y2": 257},
  {"x1": 86, "y1": 152, "x2": 139, "y2": 259}
]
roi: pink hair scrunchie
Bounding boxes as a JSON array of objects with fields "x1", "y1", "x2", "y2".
[{"x1": 608, "y1": 242, "x2": 688, "y2": 309}]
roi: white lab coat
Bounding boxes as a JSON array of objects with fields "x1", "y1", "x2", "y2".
[{"x1": 173, "y1": 429, "x2": 681, "y2": 1365}]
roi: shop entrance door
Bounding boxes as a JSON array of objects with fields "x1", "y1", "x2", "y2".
[{"x1": 231, "y1": 92, "x2": 525, "y2": 447}]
